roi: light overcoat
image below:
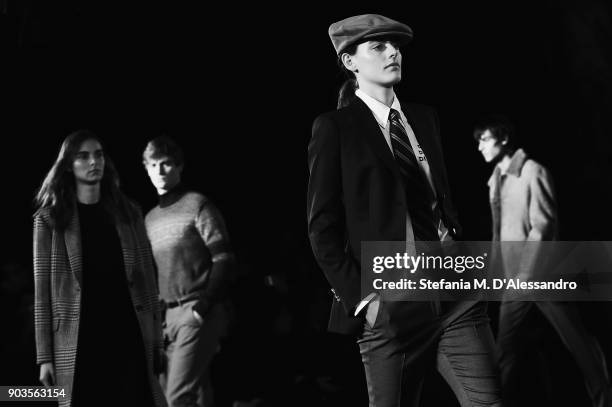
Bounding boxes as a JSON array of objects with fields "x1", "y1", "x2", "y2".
[
  {"x1": 33, "y1": 204, "x2": 167, "y2": 407},
  {"x1": 488, "y1": 148, "x2": 558, "y2": 280}
]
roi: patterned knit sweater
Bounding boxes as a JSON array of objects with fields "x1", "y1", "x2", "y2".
[{"x1": 145, "y1": 190, "x2": 233, "y2": 308}]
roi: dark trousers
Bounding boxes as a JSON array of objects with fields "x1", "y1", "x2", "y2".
[
  {"x1": 498, "y1": 301, "x2": 610, "y2": 407},
  {"x1": 357, "y1": 302, "x2": 502, "y2": 407}
]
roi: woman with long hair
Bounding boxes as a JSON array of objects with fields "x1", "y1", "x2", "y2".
[{"x1": 33, "y1": 129, "x2": 167, "y2": 407}]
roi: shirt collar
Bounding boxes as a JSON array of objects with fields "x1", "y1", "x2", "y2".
[{"x1": 355, "y1": 88, "x2": 402, "y2": 128}]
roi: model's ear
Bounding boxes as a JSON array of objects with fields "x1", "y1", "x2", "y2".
[{"x1": 341, "y1": 53, "x2": 358, "y2": 73}]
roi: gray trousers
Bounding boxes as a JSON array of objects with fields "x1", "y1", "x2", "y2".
[
  {"x1": 160, "y1": 300, "x2": 226, "y2": 407},
  {"x1": 358, "y1": 301, "x2": 503, "y2": 407}
]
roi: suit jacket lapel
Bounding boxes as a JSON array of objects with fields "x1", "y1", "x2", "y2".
[
  {"x1": 351, "y1": 98, "x2": 402, "y2": 179},
  {"x1": 64, "y1": 210, "x2": 83, "y2": 287}
]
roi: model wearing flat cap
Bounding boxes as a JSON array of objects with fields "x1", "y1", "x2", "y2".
[{"x1": 307, "y1": 14, "x2": 502, "y2": 406}]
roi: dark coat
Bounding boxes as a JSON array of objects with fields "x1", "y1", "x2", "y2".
[{"x1": 307, "y1": 97, "x2": 463, "y2": 336}]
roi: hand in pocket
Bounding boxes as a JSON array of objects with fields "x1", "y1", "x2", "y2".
[{"x1": 365, "y1": 297, "x2": 380, "y2": 328}]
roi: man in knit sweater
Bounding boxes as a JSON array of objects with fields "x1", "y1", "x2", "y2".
[{"x1": 143, "y1": 137, "x2": 235, "y2": 407}]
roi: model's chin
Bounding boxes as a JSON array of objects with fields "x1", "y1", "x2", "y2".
[
  {"x1": 155, "y1": 180, "x2": 179, "y2": 191},
  {"x1": 382, "y1": 74, "x2": 402, "y2": 87},
  {"x1": 80, "y1": 177, "x2": 102, "y2": 185}
]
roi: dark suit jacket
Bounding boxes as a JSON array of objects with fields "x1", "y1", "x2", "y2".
[{"x1": 307, "y1": 97, "x2": 462, "y2": 336}]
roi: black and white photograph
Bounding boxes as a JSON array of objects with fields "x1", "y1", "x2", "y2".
[{"x1": 2, "y1": 1, "x2": 612, "y2": 406}]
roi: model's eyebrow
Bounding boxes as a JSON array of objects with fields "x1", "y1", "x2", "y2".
[{"x1": 76, "y1": 148, "x2": 104, "y2": 155}]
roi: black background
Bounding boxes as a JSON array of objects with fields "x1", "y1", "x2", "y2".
[{"x1": 1, "y1": 1, "x2": 612, "y2": 406}]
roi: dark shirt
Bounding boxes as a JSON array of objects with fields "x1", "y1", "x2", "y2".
[
  {"x1": 78, "y1": 202, "x2": 128, "y2": 326},
  {"x1": 72, "y1": 202, "x2": 151, "y2": 406}
]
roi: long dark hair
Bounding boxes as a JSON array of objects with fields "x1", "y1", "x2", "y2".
[
  {"x1": 336, "y1": 43, "x2": 359, "y2": 109},
  {"x1": 34, "y1": 129, "x2": 135, "y2": 230}
]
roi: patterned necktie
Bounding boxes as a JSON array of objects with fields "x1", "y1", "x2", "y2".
[
  {"x1": 389, "y1": 108, "x2": 438, "y2": 241},
  {"x1": 390, "y1": 109, "x2": 421, "y2": 170}
]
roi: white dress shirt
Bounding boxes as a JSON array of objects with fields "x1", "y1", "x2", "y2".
[{"x1": 353, "y1": 89, "x2": 451, "y2": 315}]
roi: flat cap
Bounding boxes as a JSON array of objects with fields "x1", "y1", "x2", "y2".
[{"x1": 329, "y1": 14, "x2": 413, "y2": 55}]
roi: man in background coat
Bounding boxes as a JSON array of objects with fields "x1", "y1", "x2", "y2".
[{"x1": 475, "y1": 114, "x2": 611, "y2": 407}]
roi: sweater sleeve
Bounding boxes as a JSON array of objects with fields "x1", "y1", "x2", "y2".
[{"x1": 192, "y1": 200, "x2": 235, "y2": 316}]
